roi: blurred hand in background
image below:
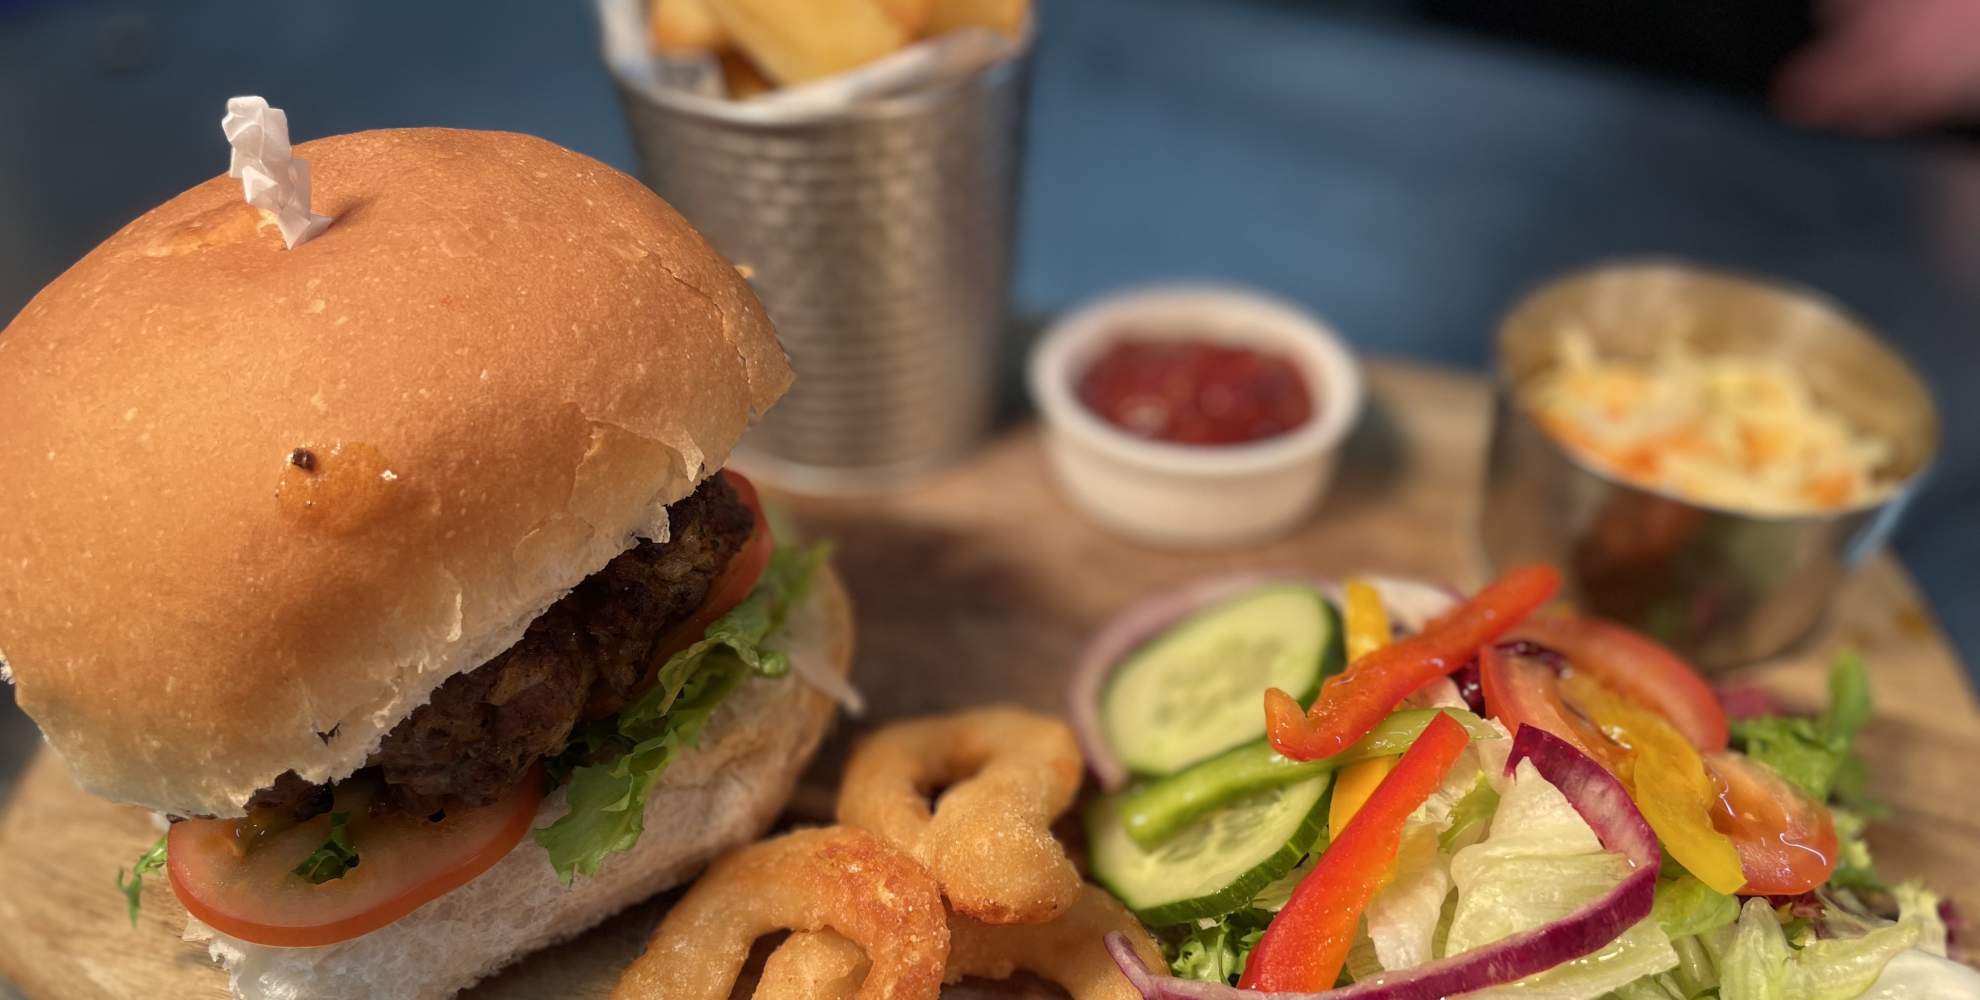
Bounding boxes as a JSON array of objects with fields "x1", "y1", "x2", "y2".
[{"x1": 1776, "y1": 0, "x2": 1980, "y2": 133}]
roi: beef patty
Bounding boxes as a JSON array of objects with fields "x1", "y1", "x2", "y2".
[{"x1": 247, "y1": 474, "x2": 754, "y2": 820}]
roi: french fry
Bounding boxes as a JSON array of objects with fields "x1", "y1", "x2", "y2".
[
  {"x1": 702, "y1": 0, "x2": 908, "y2": 85},
  {"x1": 719, "y1": 51, "x2": 774, "y2": 100},
  {"x1": 875, "y1": 0, "x2": 934, "y2": 35},
  {"x1": 925, "y1": 0, "x2": 1028, "y2": 37},
  {"x1": 648, "y1": 0, "x2": 728, "y2": 55}
]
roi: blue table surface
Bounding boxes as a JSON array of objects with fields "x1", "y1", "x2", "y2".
[{"x1": 1, "y1": 0, "x2": 1976, "y2": 692}]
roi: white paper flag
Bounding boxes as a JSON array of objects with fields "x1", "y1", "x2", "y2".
[{"x1": 220, "y1": 96, "x2": 332, "y2": 249}]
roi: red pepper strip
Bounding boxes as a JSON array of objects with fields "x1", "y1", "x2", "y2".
[
  {"x1": 1265, "y1": 564, "x2": 1560, "y2": 762},
  {"x1": 1237, "y1": 712, "x2": 1472, "y2": 993}
]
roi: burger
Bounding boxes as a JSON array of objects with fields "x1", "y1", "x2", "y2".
[{"x1": 0, "y1": 128, "x2": 853, "y2": 999}]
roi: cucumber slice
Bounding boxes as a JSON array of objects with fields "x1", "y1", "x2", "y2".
[
  {"x1": 1101, "y1": 586, "x2": 1340, "y2": 776},
  {"x1": 1087, "y1": 773, "x2": 1331, "y2": 926},
  {"x1": 1120, "y1": 709, "x2": 1505, "y2": 847}
]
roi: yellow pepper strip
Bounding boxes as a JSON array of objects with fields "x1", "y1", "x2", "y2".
[
  {"x1": 1562, "y1": 673, "x2": 1746, "y2": 894},
  {"x1": 1332, "y1": 754, "x2": 1400, "y2": 835},
  {"x1": 1333, "y1": 580, "x2": 1399, "y2": 835},
  {"x1": 1343, "y1": 579, "x2": 1392, "y2": 664}
]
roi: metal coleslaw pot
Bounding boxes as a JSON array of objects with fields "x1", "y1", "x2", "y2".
[{"x1": 1479, "y1": 262, "x2": 1939, "y2": 670}]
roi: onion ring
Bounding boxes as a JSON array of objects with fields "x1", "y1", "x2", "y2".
[
  {"x1": 753, "y1": 930, "x2": 869, "y2": 1000},
  {"x1": 757, "y1": 887, "x2": 1165, "y2": 1000},
  {"x1": 837, "y1": 706, "x2": 1084, "y2": 924},
  {"x1": 610, "y1": 826, "x2": 948, "y2": 1000},
  {"x1": 947, "y1": 885, "x2": 1167, "y2": 999}
]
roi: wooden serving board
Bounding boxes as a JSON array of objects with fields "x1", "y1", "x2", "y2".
[{"x1": 2, "y1": 359, "x2": 1974, "y2": 999}]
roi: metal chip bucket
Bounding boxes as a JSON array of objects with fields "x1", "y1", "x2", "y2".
[{"x1": 608, "y1": 34, "x2": 1031, "y2": 492}]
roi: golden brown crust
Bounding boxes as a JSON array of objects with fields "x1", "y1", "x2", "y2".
[{"x1": 0, "y1": 128, "x2": 791, "y2": 818}]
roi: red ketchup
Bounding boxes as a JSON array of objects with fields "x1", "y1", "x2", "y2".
[{"x1": 1075, "y1": 336, "x2": 1314, "y2": 446}]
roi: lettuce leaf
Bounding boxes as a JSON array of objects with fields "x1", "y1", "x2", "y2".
[
  {"x1": 115, "y1": 833, "x2": 168, "y2": 926},
  {"x1": 1699, "y1": 883, "x2": 1945, "y2": 1000},
  {"x1": 621, "y1": 541, "x2": 831, "y2": 730},
  {"x1": 1822, "y1": 650, "x2": 1874, "y2": 741},
  {"x1": 1368, "y1": 822, "x2": 1456, "y2": 970},
  {"x1": 1604, "y1": 876, "x2": 1948, "y2": 997},
  {"x1": 1651, "y1": 872, "x2": 1739, "y2": 939},
  {"x1": 1606, "y1": 975, "x2": 1690, "y2": 1000},
  {"x1": 1712, "y1": 894, "x2": 1920, "y2": 1000},
  {"x1": 1166, "y1": 908, "x2": 1272, "y2": 985},
  {"x1": 290, "y1": 811, "x2": 359, "y2": 884},
  {"x1": 1892, "y1": 882, "x2": 1950, "y2": 958},
  {"x1": 533, "y1": 542, "x2": 827, "y2": 882},
  {"x1": 1728, "y1": 652, "x2": 1871, "y2": 804},
  {"x1": 535, "y1": 659, "x2": 745, "y2": 883},
  {"x1": 1666, "y1": 934, "x2": 1723, "y2": 997},
  {"x1": 1445, "y1": 759, "x2": 1679, "y2": 998}
]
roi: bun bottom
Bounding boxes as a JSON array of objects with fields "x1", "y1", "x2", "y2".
[{"x1": 187, "y1": 568, "x2": 854, "y2": 1000}]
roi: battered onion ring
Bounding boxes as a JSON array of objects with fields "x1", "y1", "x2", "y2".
[
  {"x1": 753, "y1": 931, "x2": 868, "y2": 1000},
  {"x1": 754, "y1": 887, "x2": 1165, "y2": 1000},
  {"x1": 837, "y1": 706, "x2": 1083, "y2": 924},
  {"x1": 610, "y1": 826, "x2": 948, "y2": 1000},
  {"x1": 946, "y1": 886, "x2": 1166, "y2": 1000}
]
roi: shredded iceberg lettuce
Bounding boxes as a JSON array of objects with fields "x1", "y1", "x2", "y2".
[
  {"x1": 1710, "y1": 895, "x2": 1917, "y2": 1000},
  {"x1": 1360, "y1": 721, "x2": 1507, "y2": 972},
  {"x1": 1601, "y1": 881, "x2": 1953, "y2": 1000},
  {"x1": 1444, "y1": 759, "x2": 1679, "y2": 997},
  {"x1": 1350, "y1": 730, "x2": 1675, "y2": 998}
]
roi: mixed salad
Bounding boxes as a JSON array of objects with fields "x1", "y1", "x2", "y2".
[{"x1": 1073, "y1": 567, "x2": 1976, "y2": 999}]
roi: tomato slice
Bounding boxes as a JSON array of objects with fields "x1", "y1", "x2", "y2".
[
  {"x1": 1479, "y1": 642, "x2": 1623, "y2": 771},
  {"x1": 169, "y1": 766, "x2": 544, "y2": 947},
  {"x1": 1511, "y1": 616, "x2": 1729, "y2": 751},
  {"x1": 651, "y1": 470, "x2": 774, "y2": 663},
  {"x1": 1706, "y1": 751, "x2": 1839, "y2": 896},
  {"x1": 1482, "y1": 617, "x2": 1838, "y2": 897}
]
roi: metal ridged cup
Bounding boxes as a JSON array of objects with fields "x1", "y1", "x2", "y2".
[
  {"x1": 1480, "y1": 262, "x2": 1939, "y2": 670},
  {"x1": 610, "y1": 44, "x2": 1031, "y2": 493}
]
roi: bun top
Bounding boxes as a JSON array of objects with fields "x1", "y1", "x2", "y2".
[{"x1": 0, "y1": 128, "x2": 790, "y2": 817}]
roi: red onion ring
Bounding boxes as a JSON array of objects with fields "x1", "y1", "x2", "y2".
[{"x1": 1106, "y1": 725, "x2": 1661, "y2": 999}]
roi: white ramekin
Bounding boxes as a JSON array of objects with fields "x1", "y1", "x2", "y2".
[{"x1": 1028, "y1": 284, "x2": 1365, "y2": 549}]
